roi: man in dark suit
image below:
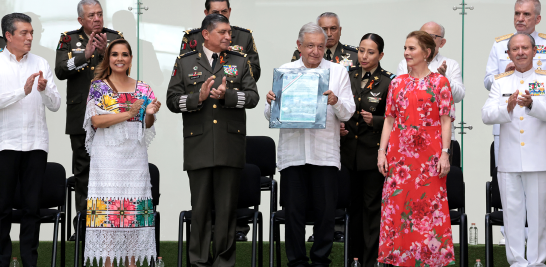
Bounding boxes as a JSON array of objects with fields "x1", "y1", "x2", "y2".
[
  {"x1": 167, "y1": 13, "x2": 259, "y2": 267},
  {"x1": 180, "y1": 0, "x2": 261, "y2": 82},
  {"x1": 54, "y1": 0, "x2": 123, "y2": 240}
]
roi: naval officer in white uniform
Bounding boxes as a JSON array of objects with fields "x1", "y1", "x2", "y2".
[
  {"x1": 482, "y1": 32, "x2": 546, "y2": 267},
  {"x1": 484, "y1": 0, "x2": 545, "y2": 169}
]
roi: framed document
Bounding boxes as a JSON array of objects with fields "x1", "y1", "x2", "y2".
[{"x1": 269, "y1": 68, "x2": 330, "y2": 129}]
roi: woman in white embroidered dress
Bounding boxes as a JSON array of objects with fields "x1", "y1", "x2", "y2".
[{"x1": 83, "y1": 39, "x2": 161, "y2": 267}]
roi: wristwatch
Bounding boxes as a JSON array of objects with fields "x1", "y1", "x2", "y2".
[{"x1": 442, "y1": 148, "x2": 451, "y2": 155}]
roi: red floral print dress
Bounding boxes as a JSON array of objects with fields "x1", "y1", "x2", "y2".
[{"x1": 377, "y1": 73, "x2": 456, "y2": 267}]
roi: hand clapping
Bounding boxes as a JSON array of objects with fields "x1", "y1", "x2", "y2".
[
  {"x1": 507, "y1": 90, "x2": 519, "y2": 113},
  {"x1": 146, "y1": 99, "x2": 162, "y2": 115}
]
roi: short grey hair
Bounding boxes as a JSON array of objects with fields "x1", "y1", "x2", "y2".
[
  {"x1": 424, "y1": 21, "x2": 446, "y2": 37},
  {"x1": 1, "y1": 13, "x2": 32, "y2": 42},
  {"x1": 507, "y1": 32, "x2": 536, "y2": 50},
  {"x1": 298, "y1": 22, "x2": 328, "y2": 45},
  {"x1": 317, "y1": 12, "x2": 341, "y2": 26},
  {"x1": 516, "y1": 0, "x2": 541, "y2": 15},
  {"x1": 77, "y1": 0, "x2": 102, "y2": 18}
]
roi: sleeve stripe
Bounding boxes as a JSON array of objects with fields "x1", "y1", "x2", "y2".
[
  {"x1": 179, "y1": 95, "x2": 188, "y2": 112},
  {"x1": 236, "y1": 91, "x2": 245, "y2": 108}
]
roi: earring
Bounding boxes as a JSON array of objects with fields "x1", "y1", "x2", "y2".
[
  {"x1": 128, "y1": 66, "x2": 131, "y2": 76},
  {"x1": 424, "y1": 57, "x2": 427, "y2": 62}
]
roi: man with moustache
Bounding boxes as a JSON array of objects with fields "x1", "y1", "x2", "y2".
[
  {"x1": 291, "y1": 12, "x2": 358, "y2": 70},
  {"x1": 0, "y1": 13, "x2": 61, "y2": 267},
  {"x1": 482, "y1": 32, "x2": 546, "y2": 267},
  {"x1": 54, "y1": 0, "x2": 123, "y2": 241},
  {"x1": 397, "y1": 21, "x2": 465, "y2": 166}
]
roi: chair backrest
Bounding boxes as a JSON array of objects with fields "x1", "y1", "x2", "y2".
[
  {"x1": 490, "y1": 171, "x2": 502, "y2": 209},
  {"x1": 245, "y1": 136, "x2": 276, "y2": 177},
  {"x1": 446, "y1": 166, "x2": 465, "y2": 210},
  {"x1": 490, "y1": 141, "x2": 496, "y2": 177},
  {"x1": 149, "y1": 163, "x2": 160, "y2": 206},
  {"x1": 450, "y1": 140, "x2": 461, "y2": 167},
  {"x1": 237, "y1": 163, "x2": 261, "y2": 208},
  {"x1": 14, "y1": 162, "x2": 66, "y2": 209}
]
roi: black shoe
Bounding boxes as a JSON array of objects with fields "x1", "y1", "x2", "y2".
[
  {"x1": 68, "y1": 233, "x2": 76, "y2": 241},
  {"x1": 333, "y1": 231, "x2": 344, "y2": 243},
  {"x1": 307, "y1": 235, "x2": 314, "y2": 242},
  {"x1": 235, "y1": 231, "x2": 248, "y2": 242}
]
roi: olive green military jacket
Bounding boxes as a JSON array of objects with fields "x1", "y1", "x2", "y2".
[
  {"x1": 167, "y1": 50, "x2": 259, "y2": 171},
  {"x1": 180, "y1": 26, "x2": 261, "y2": 81},
  {"x1": 0, "y1": 37, "x2": 5, "y2": 51},
  {"x1": 54, "y1": 27, "x2": 123, "y2": 135},
  {"x1": 291, "y1": 42, "x2": 359, "y2": 67},
  {"x1": 340, "y1": 65, "x2": 395, "y2": 171}
]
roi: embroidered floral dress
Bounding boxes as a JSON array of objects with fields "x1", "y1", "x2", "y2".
[
  {"x1": 377, "y1": 73, "x2": 456, "y2": 267},
  {"x1": 83, "y1": 79, "x2": 156, "y2": 266}
]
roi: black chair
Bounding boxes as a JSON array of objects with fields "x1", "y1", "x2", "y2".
[
  {"x1": 450, "y1": 140, "x2": 461, "y2": 168},
  {"x1": 74, "y1": 163, "x2": 161, "y2": 267},
  {"x1": 12, "y1": 162, "x2": 67, "y2": 267},
  {"x1": 446, "y1": 166, "x2": 468, "y2": 267},
  {"x1": 178, "y1": 163, "x2": 263, "y2": 267},
  {"x1": 269, "y1": 165, "x2": 351, "y2": 267},
  {"x1": 66, "y1": 176, "x2": 75, "y2": 240},
  {"x1": 246, "y1": 136, "x2": 278, "y2": 213}
]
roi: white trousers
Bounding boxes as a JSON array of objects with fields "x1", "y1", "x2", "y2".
[{"x1": 498, "y1": 171, "x2": 546, "y2": 267}]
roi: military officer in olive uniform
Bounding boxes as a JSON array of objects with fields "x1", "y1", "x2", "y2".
[
  {"x1": 291, "y1": 12, "x2": 358, "y2": 69},
  {"x1": 180, "y1": 0, "x2": 261, "y2": 82},
  {"x1": 340, "y1": 34, "x2": 395, "y2": 267},
  {"x1": 167, "y1": 14, "x2": 259, "y2": 267},
  {"x1": 54, "y1": 0, "x2": 123, "y2": 240},
  {"x1": 0, "y1": 36, "x2": 5, "y2": 51}
]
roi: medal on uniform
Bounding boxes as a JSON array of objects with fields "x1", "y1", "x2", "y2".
[
  {"x1": 193, "y1": 66, "x2": 198, "y2": 70},
  {"x1": 529, "y1": 81, "x2": 545, "y2": 96},
  {"x1": 223, "y1": 65, "x2": 238, "y2": 78},
  {"x1": 370, "y1": 106, "x2": 376, "y2": 112},
  {"x1": 340, "y1": 54, "x2": 353, "y2": 71},
  {"x1": 371, "y1": 92, "x2": 380, "y2": 97},
  {"x1": 368, "y1": 97, "x2": 380, "y2": 103},
  {"x1": 76, "y1": 42, "x2": 82, "y2": 47},
  {"x1": 188, "y1": 72, "x2": 202, "y2": 79},
  {"x1": 229, "y1": 45, "x2": 243, "y2": 52}
]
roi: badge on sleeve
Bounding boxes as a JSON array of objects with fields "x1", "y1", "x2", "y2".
[
  {"x1": 529, "y1": 81, "x2": 545, "y2": 96},
  {"x1": 172, "y1": 68, "x2": 177, "y2": 77},
  {"x1": 223, "y1": 65, "x2": 238, "y2": 78}
]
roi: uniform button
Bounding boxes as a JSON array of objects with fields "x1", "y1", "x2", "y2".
[
  {"x1": 238, "y1": 130, "x2": 240, "y2": 133},
  {"x1": 520, "y1": 130, "x2": 524, "y2": 134},
  {"x1": 190, "y1": 132, "x2": 193, "y2": 135},
  {"x1": 358, "y1": 98, "x2": 361, "y2": 101},
  {"x1": 213, "y1": 120, "x2": 217, "y2": 124},
  {"x1": 355, "y1": 135, "x2": 358, "y2": 139},
  {"x1": 521, "y1": 142, "x2": 525, "y2": 146},
  {"x1": 213, "y1": 104, "x2": 217, "y2": 108},
  {"x1": 520, "y1": 116, "x2": 524, "y2": 120},
  {"x1": 356, "y1": 122, "x2": 359, "y2": 126},
  {"x1": 377, "y1": 143, "x2": 380, "y2": 146},
  {"x1": 194, "y1": 82, "x2": 196, "y2": 85},
  {"x1": 91, "y1": 67, "x2": 94, "y2": 70},
  {"x1": 505, "y1": 100, "x2": 508, "y2": 103},
  {"x1": 92, "y1": 55, "x2": 95, "y2": 58},
  {"x1": 356, "y1": 111, "x2": 360, "y2": 115}
]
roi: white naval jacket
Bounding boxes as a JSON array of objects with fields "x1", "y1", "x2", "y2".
[
  {"x1": 484, "y1": 31, "x2": 546, "y2": 136},
  {"x1": 482, "y1": 68, "x2": 546, "y2": 173}
]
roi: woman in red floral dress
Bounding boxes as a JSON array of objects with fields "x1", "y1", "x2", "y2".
[{"x1": 376, "y1": 31, "x2": 456, "y2": 267}]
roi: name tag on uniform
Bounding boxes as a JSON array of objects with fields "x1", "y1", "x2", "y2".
[
  {"x1": 502, "y1": 93, "x2": 512, "y2": 97},
  {"x1": 368, "y1": 97, "x2": 381, "y2": 103},
  {"x1": 223, "y1": 65, "x2": 238, "y2": 78},
  {"x1": 529, "y1": 82, "x2": 545, "y2": 96},
  {"x1": 188, "y1": 72, "x2": 202, "y2": 80},
  {"x1": 72, "y1": 48, "x2": 85, "y2": 54}
]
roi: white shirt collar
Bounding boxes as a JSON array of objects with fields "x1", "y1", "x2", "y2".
[
  {"x1": 515, "y1": 67, "x2": 535, "y2": 79},
  {"x1": 202, "y1": 45, "x2": 220, "y2": 63},
  {"x1": 2, "y1": 47, "x2": 29, "y2": 62},
  {"x1": 297, "y1": 57, "x2": 327, "y2": 69}
]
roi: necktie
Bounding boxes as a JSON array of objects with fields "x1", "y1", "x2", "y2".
[
  {"x1": 362, "y1": 72, "x2": 371, "y2": 80},
  {"x1": 211, "y1": 53, "x2": 219, "y2": 70},
  {"x1": 326, "y1": 49, "x2": 332, "y2": 61}
]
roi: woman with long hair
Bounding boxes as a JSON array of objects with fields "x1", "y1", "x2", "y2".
[
  {"x1": 83, "y1": 39, "x2": 161, "y2": 267},
  {"x1": 376, "y1": 31, "x2": 455, "y2": 266}
]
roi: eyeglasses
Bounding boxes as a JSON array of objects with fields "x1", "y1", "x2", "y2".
[{"x1": 429, "y1": 34, "x2": 443, "y2": 39}]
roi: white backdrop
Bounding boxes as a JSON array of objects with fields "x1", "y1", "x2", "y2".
[{"x1": 1, "y1": 0, "x2": 536, "y2": 245}]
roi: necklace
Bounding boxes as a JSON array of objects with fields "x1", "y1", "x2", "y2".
[{"x1": 409, "y1": 69, "x2": 431, "y2": 79}]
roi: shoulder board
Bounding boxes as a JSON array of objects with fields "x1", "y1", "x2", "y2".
[
  {"x1": 348, "y1": 66, "x2": 359, "y2": 72},
  {"x1": 495, "y1": 70, "x2": 514, "y2": 80},
  {"x1": 178, "y1": 51, "x2": 198, "y2": 59},
  {"x1": 184, "y1": 28, "x2": 202, "y2": 35},
  {"x1": 226, "y1": 50, "x2": 247, "y2": 57},
  {"x1": 102, "y1": 28, "x2": 118, "y2": 34},
  {"x1": 539, "y1": 33, "x2": 546, "y2": 40},
  {"x1": 381, "y1": 69, "x2": 396, "y2": 79},
  {"x1": 65, "y1": 29, "x2": 80, "y2": 35},
  {"x1": 495, "y1": 33, "x2": 513, "y2": 43},
  {"x1": 535, "y1": 69, "x2": 546, "y2": 75},
  {"x1": 341, "y1": 44, "x2": 358, "y2": 53},
  {"x1": 232, "y1": 26, "x2": 252, "y2": 33}
]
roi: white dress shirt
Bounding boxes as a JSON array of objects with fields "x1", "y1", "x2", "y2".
[
  {"x1": 482, "y1": 68, "x2": 546, "y2": 172},
  {"x1": 397, "y1": 53, "x2": 465, "y2": 140},
  {"x1": 264, "y1": 58, "x2": 355, "y2": 171},
  {"x1": 0, "y1": 48, "x2": 61, "y2": 153}
]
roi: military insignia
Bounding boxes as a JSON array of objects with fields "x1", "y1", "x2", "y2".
[
  {"x1": 355, "y1": 73, "x2": 358, "y2": 78},
  {"x1": 252, "y1": 36, "x2": 258, "y2": 53},
  {"x1": 529, "y1": 81, "x2": 545, "y2": 96},
  {"x1": 340, "y1": 54, "x2": 353, "y2": 70},
  {"x1": 341, "y1": 48, "x2": 344, "y2": 53},
  {"x1": 371, "y1": 92, "x2": 380, "y2": 97},
  {"x1": 292, "y1": 56, "x2": 296, "y2": 60},
  {"x1": 539, "y1": 33, "x2": 546, "y2": 39},
  {"x1": 374, "y1": 76, "x2": 379, "y2": 80},
  {"x1": 370, "y1": 106, "x2": 376, "y2": 112},
  {"x1": 193, "y1": 66, "x2": 198, "y2": 70},
  {"x1": 495, "y1": 70, "x2": 514, "y2": 80},
  {"x1": 174, "y1": 62, "x2": 178, "y2": 67},
  {"x1": 76, "y1": 42, "x2": 82, "y2": 47},
  {"x1": 62, "y1": 35, "x2": 71, "y2": 43},
  {"x1": 0, "y1": 48, "x2": 3, "y2": 53},
  {"x1": 183, "y1": 37, "x2": 188, "y2": 43},
  {"x1": 229, "y1": 45, "x2": 244, "y2": 52},
  {"x1": 172, "y1": 69, "x2": 177, "y2": 77},
  {"x1": 536, "y1": 69, "x2": 546, "y2": 75},
  {"x1": 188, "y1": 72, "x2": 202, "y2": 79},
  {"x1": 223, "y1": 65, "x2": 238, "y2": 77},
  {"x1": 495, "y1": 33, "x2": 513, "y2": 43},
  {"x1": 189, "y1": 40, "x2": 197, "y2": 49},
  {"x1": 368, "y1": 97, "x2": 380, "y2": 103},
  {"x1": 198, "y1": 53, "x2": 202, "y2": 58},
  {"x1": 72, "y1": 48, "x2": 85, "y2": 54},
  {"x1": 181, "y1": 43, "x2": 187, "y2": 50},
  {"x1": 79, "y1": 35, "x2": 84, "y2": 40}
]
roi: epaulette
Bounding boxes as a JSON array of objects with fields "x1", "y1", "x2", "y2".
[
  {"x1": 348, "y1": 66, "x2": 359, "y2": 72},
  {"x1": 232, "y1": 26, "x2": 252, "y2": 33},
  {"x1": 64, "y1": 29, "x2": 80, "y2": 35},
  {"x1": 539, "y1": 33, "x2": 546, "y2": 40},
  {"x1": 341, "y1": 44, "x2": 358, "y2": 53},
  {"x1": 495, "y1": 70, "x2": 514, "y2": 80},
  {"x1": 184, "y1": 28, "x2": 202, "y2": 35},
  {"x1": 102, "y1": 28, "x2": 123, "y2": 38},
  {"x1": 226, "y1": 50, "x2": 247, "y2": 57},
  {"x1": 536, "y1": 69, "x2": 546, "y2": 75},
  {"x1": 381, "y1": 69, "x2": 396, "y2": 79},
  {"x1": 177, "y1": 50, "x2": 197, "y2": 59},
  {"x1": 495, "y1": 33, "x2": 513, "y2": 43}
]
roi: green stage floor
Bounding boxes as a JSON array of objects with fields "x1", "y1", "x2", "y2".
[{"x1": 10, "y1": 241, "x2": 508, "y2": 267}]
